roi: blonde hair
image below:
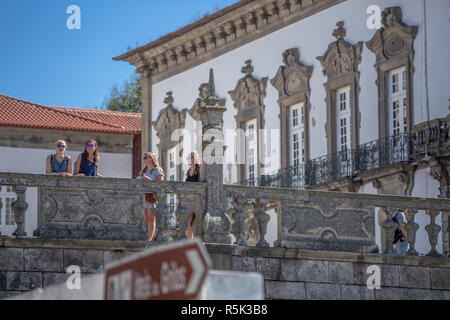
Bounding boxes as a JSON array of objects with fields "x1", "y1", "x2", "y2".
[
  {"x1": 55, "y1": 140, "x2": 67, "y2": 147},
  {"x1": 141, "y1": 152, "x2": 165, "y2": 178}
]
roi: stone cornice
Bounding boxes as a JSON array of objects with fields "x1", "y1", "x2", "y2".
[{"x1": 114, "y1": 0, "x2": 346, "y2": 84}]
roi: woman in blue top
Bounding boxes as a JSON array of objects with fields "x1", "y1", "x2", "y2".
[
  {"x1": 46, "y1": 140, "x2": 72, "y2": 177},
  {"x1": 137, "y1": 152, "x2": 165, "y2": 241},
  {"x1": 74, "y1": 140, "x2": 103, "y2": 177}
]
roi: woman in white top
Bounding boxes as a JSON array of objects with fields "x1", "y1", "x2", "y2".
[{"x1": 137, "y1": 152, "x2": 165, "y2": 241}]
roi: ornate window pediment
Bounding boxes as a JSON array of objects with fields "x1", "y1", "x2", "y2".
[
  {"x1": 272, "y1": 48, "x2": 313, "y2": 103},
  {"x1": 366, "y1": 7, "x2": 418, "y2": 63},
  {"x1": 153, "y1": 91, "x2": 187, "y2": 152}
]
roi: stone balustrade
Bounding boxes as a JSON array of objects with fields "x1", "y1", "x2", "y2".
[
  {"x1": 0, "y1": 172, "x2": 206, "y2": 242},
  {"x1": 413, "y1": 114, "x2": 449, "y2": 158},
  {"x1": 1, "y1": 172, "x2": 450, "y2": 257}
]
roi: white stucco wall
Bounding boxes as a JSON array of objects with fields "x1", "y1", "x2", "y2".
[
  {"x1": 0, "y1": 146, "x2": 133, "y2": 237},
  {"x1": 152, "y1": 0, "x2": 449, "y2": 181}
]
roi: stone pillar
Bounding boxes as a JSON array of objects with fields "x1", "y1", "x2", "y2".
[
  {"x1": 138, "y1": 66, "x2": 153, "y2": 156},
  {"x1": 199, "y1": 69, "x2": 232, "y2": 244},
  {"x1": 153, "y1": 192, "x2": 169, "y2": 242},
  {"x1": 404, "y1": 209, "x2": 419, "y2": 256},
  {"x1": 425, "y1": 209, "x2": 442, "y2": 257},
  {"x1": 11, "y1": 185, "x2": 28, "y2": 237}
]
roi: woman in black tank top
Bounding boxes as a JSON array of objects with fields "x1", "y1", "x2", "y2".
[{"x1": 185, "y1": 152, "x2": 200, "y2": 238}]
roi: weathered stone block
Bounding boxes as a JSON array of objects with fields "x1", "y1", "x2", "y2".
[
  {"x1": 353, "y1": 263, "x2": 399, "y2": 287},
  {"x1": 25, "y1": 248, "x2": 64, "y2": 272},
  {"x1": 306, "y1": 283, "x2": 341, "y2": 300},
  {"x1": 231, "y1": 256, "x2": 256, "y2": 272},
  {"x1": 328, "y1": 262, "x2": 354, "y2": 284},
  {"x1": 209, "y1": 253, "x2": 232, "y2": 271},
  {"x1": 443, "y1": 291, "x2": 450, "y2": 300},
  {"x1": 429, "y1": 268, "x2": 450, "y2": 290},
  {"x1": 63, "y1": 250, "x2": 104, "y2": 274},
  {"x1": 281, "y1": 259, "x2": 328, "y2": 283},
  {"x1": 340, "y1": 284, "x2": 375, "y2": 300},
  {"x1": 0, "y1": 248, "x2": 23, "y2": 271},
  {"x1": 374, "y1": 287, "x2": 443, "y2": 300},
  {"x1": 256, "y1": 258, "x2": 280, "y2": 280},
  {"x1": 398, "y1": 266, "x2": 431, "y2": 289},
  {"x1": 265, "y1": 280, "x2": 306, "y2": 300},
  {"x1": 43, "y1": 273, "x2": 70, "y2": 288},
  {"x1": 6, "y1": 272, "x2": 42, "y2": 291},
  {"x1": 0, "y1": 291, "x2": 22, "y2": 299},
  {"x1": 104, "y1": 250, "x2": 137, "y2": 266},
  {"x1": 0, "y1": 272, "x2": 5, "y2": 291}
]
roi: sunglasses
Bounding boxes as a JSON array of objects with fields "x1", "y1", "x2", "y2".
[
  {"x1": 86, "y1": 144, "x2": 96, "y2": 148},
  {"x1": 143, "y1": 156, "x2": 150, "y2": 160},
  {"x1": 56, "y1": 144, "x2": 66, "y2": 148}
]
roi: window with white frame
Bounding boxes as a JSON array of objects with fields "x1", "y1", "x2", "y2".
[
  {"x1": 0, "y1": 186, "x2": 16, "y2": 236},
  {"x1": 245, "y1": 119, "x2": 257, "y2": 185},
  {"x1": 336, "y1": 86, "x2": 351, "y2": 154},
  {"x1": 290, "y1": 103, "x2": 305, "y2": 168},
  {"x1": 166, "y1": 148, "x2": 177, "y2": 221},
  {"x1": 389, "y1": 66, "x2": 407, "y2": 136}
]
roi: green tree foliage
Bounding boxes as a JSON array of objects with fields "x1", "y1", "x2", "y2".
[{"x1": 102, "y1": 75, "x2": 142, "y2": 113}]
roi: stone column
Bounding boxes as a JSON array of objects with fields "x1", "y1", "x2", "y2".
[
  {"x1": 138, "y1": 65, "x2": 153, "y2": 156},
  {"x1": 11, "y1": 185, "x2": 28, "y2": 237},
  {"x1": 230, "y1": 197, "x2": 248, "y2": 246},
  {"x1": 199, "y1": 69, "x2": 232, "y2": 244},
  {"x1": 443, "y1": 210, "x2": 450, "y2": 258}
]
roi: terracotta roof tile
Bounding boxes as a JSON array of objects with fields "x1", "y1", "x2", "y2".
[{"x1": 0, "y1": 94, "x2": 142, "y2": 135}]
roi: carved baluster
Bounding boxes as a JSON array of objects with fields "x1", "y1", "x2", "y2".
[
  {"x1": 381, "y1": 207, "x2": 397, "y2": 254},
  {"x1": 404, "y1": 208, "x2": 419, "y2": 256},
  {"x1": 12, "y1": 185, "x2": 28, "y2": 237},
  {"x1": 278, "y1": 0, "x2": 291, "y2": 17},
  {"x1": 443, "y1": 210, "x2": 450, "y2": 258},
  {"x1": 153, "y1": 192, "x2": 169, "y2": 242},
  {"x1": 254, "y1": 199, "x2": 270, "y2": 248},
  {"x1": 230, "y1": 196, "x2": 248, "y2": 246},
  {"x1": 234, "y1": 17, "x2": 246, "y2": 37},
  {"x1": 246, "y1": 12, "x2": 256, "y2": 33},
  {"x1": 425, "y1": 209, "x2": 442, "y2": 257}
]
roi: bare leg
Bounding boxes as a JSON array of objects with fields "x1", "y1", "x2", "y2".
[
  {"x1": 185, "y1": 213, "x2": 195, "y2": 239},
  {"x1": 147, "y1": 208, "x2": 156, "y2": 241},
  {"x1": 144, "y1": 208, "x2": 156, "y2": 241}
]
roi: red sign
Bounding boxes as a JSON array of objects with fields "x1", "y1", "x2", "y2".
[{"x1": 104, "y1": 238, "x2": 211, "y2": 300}]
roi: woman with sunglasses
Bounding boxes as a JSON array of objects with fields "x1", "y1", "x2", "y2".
[
  {"x1": 74, "y1": 140, "x2": 103, "y2": 177},
  {"x1": 185, "y1": 152, "x2": 200, "y2": 238},
  {"x1": 46, "y1": 140, "x2": 72, "y2": 177},
  {"x1": 137, "y1": 152, "x2": 165, "y2": 241}
]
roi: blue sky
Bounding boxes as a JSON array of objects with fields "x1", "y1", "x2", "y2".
[{"x1": 0, "y1": 0, "x2": 238, "y2": 109}]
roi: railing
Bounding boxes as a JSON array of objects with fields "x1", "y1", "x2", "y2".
[
  {"x1": 1, "y1": 172, "x2": 450, "y2": 257},
  {"x1": 413, "y1": 115, "x2": 449, "y2": 158},
  {"x1": 356, "y1": 133, "x2": 412, "y2": 174},
  {"x1": 242, "y1": 128, "x2": 448, "y2": 189}
]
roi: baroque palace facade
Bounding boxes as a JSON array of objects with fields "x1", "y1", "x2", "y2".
[{"x1": 114, "y1": 0, "x2": 449, "y2": 254}]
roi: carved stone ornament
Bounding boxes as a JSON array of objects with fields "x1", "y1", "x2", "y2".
[
  {"x1": 228, "y1": 60, "x2": 268, "y2": 113},
  {"x1": 153, "y1": 91, "x2": 187, "y2": 150},
  {"x1": 271, "y1": 48, "x2": 313, "y2": 101}
]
